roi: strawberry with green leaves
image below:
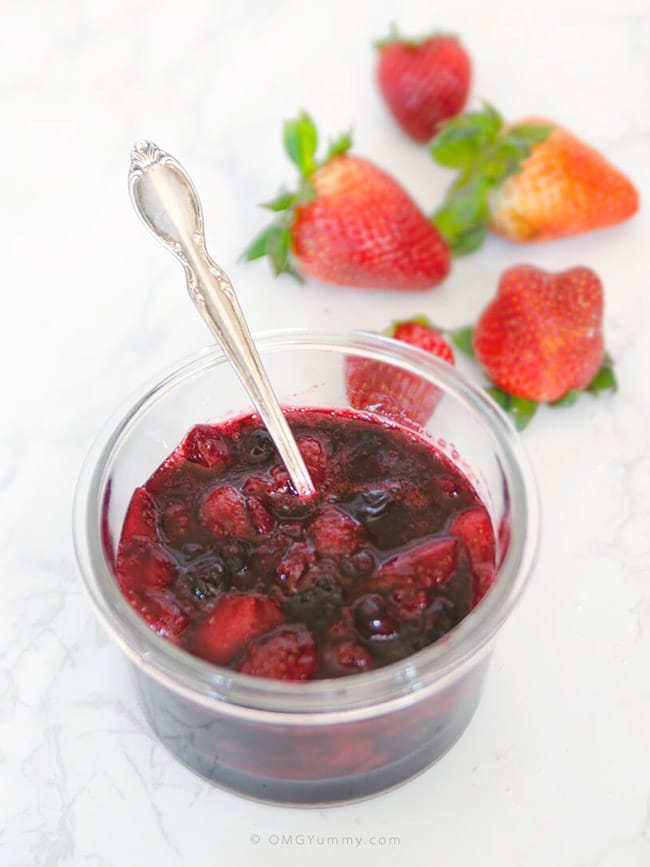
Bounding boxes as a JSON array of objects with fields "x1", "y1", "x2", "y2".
[
  {"x1": 453, "y1": 264, "x2": 617, "y2": 429},
  {"x1": 375, "y1": 26, "x2": 472, "y2": 143},
  {"x1": 244, "y1": 112, "x2": 451, "y2": 290},
  {"x1": 346, "y1": 317, "x2": 455, "y2": 426},
  {"x1": 430, "y1": 105, "x2": 639, "y2": 255}
]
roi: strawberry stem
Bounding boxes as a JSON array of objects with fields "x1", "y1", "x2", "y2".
[
  {"x1": 374, "y1": 24, "x2": 457, "y2": 50},
  {"x1": 430, "y1": 105, "x2": 554, "y2": 256}
]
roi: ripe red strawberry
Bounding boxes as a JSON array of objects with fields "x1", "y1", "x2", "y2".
[
  {"x1": 345, "y1": 316, "x2": 455, "y2": 426},
  {"x1": 239, "y1": 624, "x2": 319, "y2": 680},
  {"x1": 375, "y1": 28, "x2": 471, "y2": 142},
  {"x1": 244, "y1": 111, "x2": 450, "y2": 290},
  {"x1": 373, "y1": 536, "x2": 459, "y2": 590},
  {"x1": 467, "y1": 264, "x2": 617, "y2": 428},
  {"x1": 430, "y1": 105, "x2": 639, "y2": 255},
  {"x1": 191, "y1": 593, "x2": 284, "y2": 665}
]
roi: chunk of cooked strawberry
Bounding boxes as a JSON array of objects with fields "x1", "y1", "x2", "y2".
[
  {"x1": 182, "y1": 424, "x2": 230, "y2": 470},
  {"x1": 239, "y1": 624, "x2": 319, "y2": 680},
  {"x1": 275, "y1": 541, "x2": 316, "y2": 595},
  {"x1": 374, "y1": 536, "x2": 459, "y2": 590},
  {"x1": 191, "y1": 593, "x2": 284, "y2": 665},
  {"x1": 199, "y1": 486, "x2": 266, "y2": 539},
  {"x1": 450, "y1": 508, "x2": 496, "y2": 603},
  {"x1": 117, "y1": 536, "x2": 178, "y2": 593},
  {"x1": 134, "y1": 589, "x2": 189, "y2": 640},
  {"x1": 122, "y1": 487, "x2": 159, "y2": 542},
  {"x1": 334, "y1": 641, "x2": 373, "y2": 673},
  {"x1": 309, "y1": 506, "x2": 364, "y2": 556}
]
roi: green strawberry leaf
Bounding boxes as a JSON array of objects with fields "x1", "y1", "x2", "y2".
[
  {"x1": 549, "y1": 390, "x2": 582, "y2": 408},
  {"x1": 265, "y1": 223, "x2": 291, "y2": 276},
  {"x1": 325, "y1": 131, "x2": 353, "y2": 162},
  {"x1": 586, "y1": 360, "x2": 618, "y2": 395},
  {"x1": 429, "y1": 105, "x2": 554, "y2": 256},
  {"x1": 283, "y1": 111, "x2": 318, "y2": 178},
  {"x1": 486, "y1": 386, "x2": 538, "y2": 430},
  {"x1": 374, "y1": 24, "x2": 456, "y2": 50},
  {"x1": 450, "y1": 326, "x2": 475, "y2": 357},
  {"x1": 261, "y1": 189, "x2": 296, "y2": 211},
  {"x1": 241, "y1": 224, "x2": 278, "y2": 262},
  {"x1": 507, "y1": 122, "x2": 555, "y2": 148}
]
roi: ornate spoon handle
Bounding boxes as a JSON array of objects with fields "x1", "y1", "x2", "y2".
[{"x1": 128, "y1": 141, "x2": 315, "y2": 498}]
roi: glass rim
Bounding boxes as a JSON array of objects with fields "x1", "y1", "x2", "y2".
[{"x1": 73, "y1": 328, "x2": 540, "y2": 723}]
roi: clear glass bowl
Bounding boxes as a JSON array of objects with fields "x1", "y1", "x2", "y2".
[{"x1": 73, "y1": 329, "x2": 539, "y2": 805}]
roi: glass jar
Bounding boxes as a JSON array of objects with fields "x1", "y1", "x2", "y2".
[{"x1": 73, "y1": 329, "x2": 539, "y2": 805}]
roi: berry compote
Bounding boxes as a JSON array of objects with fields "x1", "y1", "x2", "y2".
[{"x1": 116, "y1": 408, "x2": 495, "y2": 680}]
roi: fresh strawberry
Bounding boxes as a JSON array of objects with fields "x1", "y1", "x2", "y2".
[
  {"x1": 375, "y1": 27, "x2": 471, "y2": 142},
  {"x1": 191, "y1": 592, "x2": 284, "y2": 665},
  {"x1": 459, "y1": 264, "x2": 617, "y2": 429},
  {"x1": 450, "y1": 508, "x2": 495, "y2": 603},
  {"x1": 345, "y1": 316, "x2": 455, "y2": 426},
  {"x1": 239, "y1": 624, "x2": 319, "y2": 680},
  {"x1": 430, "y1": 105, "x2": 639, "y2": 254},
  {"x1": 243, "y1": 111, "x2": 450, "y2": 289}
]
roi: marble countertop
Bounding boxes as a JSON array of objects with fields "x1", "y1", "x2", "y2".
[{"x1": 3, "y1": 0, "x2": 650, "y2": 864}]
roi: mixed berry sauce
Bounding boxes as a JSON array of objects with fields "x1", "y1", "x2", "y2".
[{"x1": 116, "y1": 409, "x2": 495, "y2": 680}]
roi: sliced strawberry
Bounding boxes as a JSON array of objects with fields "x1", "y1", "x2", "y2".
[
  {"x1": 122, "y1": 487, "x2": 159, "y2": 543},
  {"x1": 374, "y1": 536, "x2": 459, "y2": 590},
  {"x1": 134, "y1": 589, "x2": 188, "y2": 640},
  {"x1": 191, "y1": 593, "x2": 284, "y2": 666},
  {"x1": 117, "y1": 536, "x2": 178, "y2": 593},
  {"x1": 182, "y1": 424, "x2": 231, "y2": 470},
  {"x1": 309, "y1": 506, "x2": 364, "y2": 556},
  {"x1": 199, "y1": 486, "x2": 256, "y2": 539},
  {"x1": 239, "y1": 624, "x2": 319, "y2": 680},
  {"x1": 275, "y1": 541, "x2": 316, "y2": 595},
  {"x1": 450, "y1": 508, "x2": 496, "y2": 603}
]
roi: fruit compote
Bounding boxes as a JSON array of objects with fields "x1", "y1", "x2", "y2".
[{"x1": 116, "y1": 408, "x2": 495, "y2": 680}]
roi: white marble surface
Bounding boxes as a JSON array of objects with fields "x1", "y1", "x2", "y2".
[{"x1": 2, "y1": 0, "x2": 650, "y2": 864}]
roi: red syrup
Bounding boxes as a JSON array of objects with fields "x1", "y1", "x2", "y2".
[{"x1": 116, "y1": 408, "x2": 496, "y2": 680}]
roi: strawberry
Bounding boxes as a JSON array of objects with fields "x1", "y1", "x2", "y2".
[
  {"x1": 449, "y1": 508, "x2": 495, "y2": 604},
  {"x1": 430, "y1": 105, "x2": 639, "y2": 255},
  {"x1": 199, "y1": 485, "x2": 273, "y2": 539},
  {"x1": 373, "y1": 536, "x2": 460, "y2": 591},
  {"x1": 239, "y1": 624, "x2": 319, "y2": 680},
  {"x1": 460, "y1": 264, "x2": 617, "y2": 429},
  {"x1": 375, "y1": 27, "x2": 471, "y2": 142},
  {"x1": 345, "y1": 316, "x2": 455, "y2": 426},
  {"x1": 243, "y1": 111, "x2": 450, "y2": 289},
  {"x1": 309, "y1": 506, "x2": 365, "y2": 556},
  {"x1": 181, "y1": 424, "x2": 231, "y2": 470},
  {"x1": 191, "y1": 592, "x2": 284, "y2": 665},
  {"x1": 121, "y1": 487, "x2": 159, "y2": 542}
]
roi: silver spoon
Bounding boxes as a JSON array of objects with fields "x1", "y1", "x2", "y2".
[{"x1": 128, "y1": 140, "x2": 316, "y2": 498}]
